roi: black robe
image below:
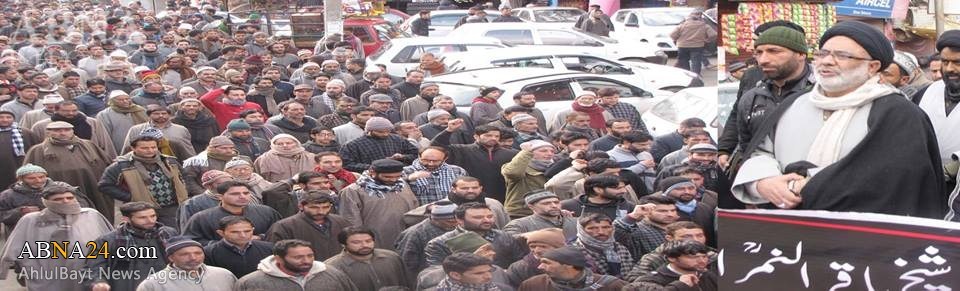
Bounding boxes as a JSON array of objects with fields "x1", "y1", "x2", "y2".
[
  {"x1": 791, "y1": 94, "x2": 947, "y2": 218},
  {"x1": 0, "y1": 127, "x2": 39, "y2": 190}
]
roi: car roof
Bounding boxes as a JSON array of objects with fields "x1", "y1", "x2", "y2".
[
  {"x1": 446, "y1": 46, "x2": 611, "y2": 60},
  {"x1": 428, "y1": 67, "x2": 584, "y2": 86},
  {"x1": 385, "y1": 36, "x2": 503, "y2": 46},
  {"x1": 425, "y1": 9, "x2": 502, "y2": 16},
  {"x1": 449, "y1": 22, "x2": 581, "y2": 35},
  {"x1": 513, "y1": 7, "x2": 585, "y2": 11},
  {"x1": 617, "y1": 7, "x2": 695, "y2": 13}
]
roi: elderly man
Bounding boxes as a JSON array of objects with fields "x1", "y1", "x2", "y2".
[
  {"x1": 0, "y1": 164, "x2": 95, "y2": 231},
  {"x1": 367, "y1": 93, "x2": 402, "y2": 123},
  {"x1": 520, "y1": 246, "x2": 628, "y2": 290},
  {"x1": 20, "y1": 94, "x2": 64, "y2": 130},
  {"x1": 293, "y1": 84, "x2": 332, "y2": 118},
  {"x1": 339, "y1": 117, "x2": 419, "y2": 172},
  {"x1": 400, "y1": 81, "x2": 440, "y2": 121},
  {"x1": 182, "y1": 136, "x2": 246, "y2": 195},
  {"x1": 732, "y1": 21, "x2": 947, "y2": 219},
  {"x1": 512, "y1": 113, "x2": 549, "y2": 148},
  {"x1": 23, "y1": 121, "x2": 115, "y2": 221},
  {"x1": 0, "y1": 185, "x2": 113, "y2": 291},
  {"x1": 502, "y1": 140, "x2": 557, "y2": 218},
  {"x1": 200, "y1": 85, "x2": 265, "y2": 129},
  {"x1": 226, "y1": 119, "x2": 271, "y2": 161},
  {"x1": 339, "y1": 159, "x2": 420, "y2": 249},
  {"x1": 267, "y1": 101, "x2": 320, "y2": 143},
  {"x1": 136, "y1": 236, "x2": 237, "y2": 290},
  {"x1": 315, "y1": 79, "x2": 350, "y2": 116},
  {"x1": 172, "y1": 99, "x2": 221, "y2": 153},
  {"x1": 420, "y1": 109, "x2": 474, "y2": 145},
  {"x1": 504, "y1": 228, "x2": 567, "y2": 286},
  {"x1": 177, "y1": 170, "x2": 236, "y2": 230},
  {"x1": 183, "y1": 66, "x2": 228, "y2": 98},
  {"x1": 95, "y1": 91, "x2": 147, "y2": 154},
  {"x1": 881, "y1": 50, "x2": 932, "y2": 98},
  {"x1": 395, "y1": 201, "x2": 459, "y2": 281}
]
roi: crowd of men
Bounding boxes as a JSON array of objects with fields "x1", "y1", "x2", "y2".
[{"x1": 0, "y1": 1, "x2": 722, "y2": 290}]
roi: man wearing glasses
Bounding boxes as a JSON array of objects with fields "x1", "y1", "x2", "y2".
[{"x1": 730, "y1": 21, "x2": 947, "y2": 219}]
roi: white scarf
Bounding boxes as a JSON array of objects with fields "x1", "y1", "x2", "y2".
[{"x1": 806, "y1": 75, "x2": 896, "y2": 167}]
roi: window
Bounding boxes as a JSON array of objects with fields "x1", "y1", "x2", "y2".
[
  {"x1": 484, "y1": 30, "x2": 534, "y2": 45},
  {"x1": 642, "y1": 10, "x2": 692, "y2": 26},
  {"x1": 522, "y1": 80, "x2": 574, "y2": 102},
  {"x1": 614, "y1": 11, "x2": 629, "y2": 22},
  {"x1": 575, "y1": 78, "x2": 651, "y2": 98},
  {"x1": 539, "y1": 30, "x2": 595, "y2": 46},
  {"x1": 626, "y1": 14, "x2": 639, "y2": 27},
  {"x1": 559, "y1": 56, "x2": 631, "y2": 74},
  {"x1": 533, "y1": 10, "x2": 584, "y2": 23},
  {"x1": 347, "y1": 27, "x2": 375, "y2": 44},
  {"x1": 432, "y1": 14, "x2": 464, "y2": 26},
  {"x1": 518, "y1": 11, "x2": 533, "y2": 21},
  {"x1": 491, "y1": 57, "x2": 554, "y2": 69},
  {"x1": 392, "y1": 45, "x2": 463, "y2": 63}
]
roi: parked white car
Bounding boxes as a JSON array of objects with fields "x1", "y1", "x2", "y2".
[
  {"x1": 441, "y1": 47, "x2": 703, "y2": 92},
  {"x1": 610, "y1": 7, "x2": 696, "y2": 52},
  {"x1": 399, "y1": 10, "x2": 501, "y2": 37},
  {"x1": 642, "y1": 86, "x2": 719, "y2": 139},
  {"x1": 426, "y1": 67, "x2": 673, "y2": 125},
  {"x1": 446, "y1": 22, "x2": 668, "y2": 64},
  {"x1": 366, "y1": 36, "x2": 506, "y2": 76},
  {"x1": 512, "y1": 7, "x2": 584, "y2": 25}
]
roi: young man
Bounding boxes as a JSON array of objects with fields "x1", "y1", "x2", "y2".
[
  {"x1": 266, "y1": 190, "x2": 352, "y2": 261},
  {"x1": 625, "y1": 240, "x2": 717, "y2": 291},
  {"x1": 85, "y1": 202, "x2": 178, "y2": 291},
  {"x1": 182, "y1": 181, "x2": 282, "y2": 245},
  {"x1": 324, "y1": 226, "x2": 409, "y2": 290},
  {"x1": 235, "y1": 239, "x2": 358, "y2": 290},
  {"x1": 203, "y1": 216, "x2": 274, "y2": 278},
  {"x1": 436, "y1": 252, "x2": 502, "y2": 290},
  {"x1": 137, "y1": 236, "x2": 237, "y2": 291},
  {"x1": 519, "y1": 246, "x2": 627, "y2": 290}
]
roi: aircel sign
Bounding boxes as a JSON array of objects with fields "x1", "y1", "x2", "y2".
[{"x1": 834, "y1": 0, "x2": 895, "y2": 18}]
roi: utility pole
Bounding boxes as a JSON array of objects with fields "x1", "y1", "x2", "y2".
[
  {"x1": 935, "y1": 0, "x2": 945, "y2": 37},
  {"x1": 325, "y1": 0, "x2": 344, "y2": 40}
]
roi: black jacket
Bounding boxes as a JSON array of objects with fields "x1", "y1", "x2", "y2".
[
  {"x1": 204, "y1": 239, "x2": 274, "y2": 278},
  {"x1": 431, "y1": 130, "x2": 518, "y2": 203},
  {"x1": 718, "y1": 64, "x2": 815, "y2": 156},
  {"x1": 561, "y1": 194, "x2": 635, "y2": 221},
  {"x1": 630, "y1": 264, "x2": 718, "y2": 291}
]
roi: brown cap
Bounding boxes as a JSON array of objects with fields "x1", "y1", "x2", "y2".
[{"x1": 46, "y1": 121, "x2": 74, "y2": 129}]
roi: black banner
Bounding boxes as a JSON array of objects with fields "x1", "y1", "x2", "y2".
[{"x1": 717, "y1": 209, "x2": 960, "y2": 290}]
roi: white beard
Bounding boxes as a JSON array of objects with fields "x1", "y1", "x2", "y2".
[{"x1": 815, "y1": 61, "x2": 872, "y2": 95}]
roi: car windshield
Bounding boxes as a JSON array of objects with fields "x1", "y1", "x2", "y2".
[
  {"x1": 533, "y1": 10, "x2": 584, "y2": 22},
  {"x1": 368, "y1": 41, "x2": 392, "y2": 61},
  {"x1": 650, "y1": 90, "x2": 712, "y2": 123},
  {"x1": 643, "y1": 10, "x2": 692, "y2": 26},
  {"x1": 437, "y1": 83, "x2": 485, "y2": 106}
]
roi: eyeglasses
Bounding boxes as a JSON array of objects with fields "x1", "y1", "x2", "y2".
[{"x1": 812, "y1": 49, "x2": 873, "y2": 62}]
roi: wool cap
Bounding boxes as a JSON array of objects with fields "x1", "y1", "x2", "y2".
[
  {"x1": 420, "y1": 82, "x2": 439, "y2": 90},
  {"x1": 196, "y1": 66, "x2": 217, "y2": 74},
  {"x1": 46, "y1": 121, "x2": 74, "y2": 129},
  {"x1": 521, "y1": 139, "x2": 554, "y2": 152},
  {"x1": 139, "y1": 127, "x2": 163, "y2": 139},
  {"x1": 371, "y1": 158, "x2": 405, "y2": 173},
  {"x1": 445, "y1": 231, "x2": 490, "y2": 253},
  {"x1": 365, "y1": 117, "x2": 393, "y2": 132},
  {"x1": 658, "y1": 176, "x2": 695, "y2": 194},
  {"x1": 224, "y1": 157, "x2": 252, "y2": 169},
  {"x1": 227, "y1": 119, "x2": 251, "y2": 131},
  {"x1": 524, "y1": 189, "x2": 558, "y2": 205},
  {"x1": 523, "y1": 228, "x2": 566, "y2": 248},
  {"x1": 321, "y1": 59, "x2": 339, "y2": 67},
  {"x1": 368, "y1": 94, "x2": 393, "y2": 103},
  {"x1": 302, "y1": 62, "x2": 320, "y2": 68},
  {"x1": 327, "y1": 79, "x2": 346, "y2": 88},
  {"x1": 294, "y1": 84, "x2": 313, "y2": 91},
  {"x1": 42, "y1": 94, "x2": 64, "y2": 104},
  {"x1": 427, "y1": 109, "x2": 451, "y2": 121},
  {"x1": 109, "y1": 90, "x2": 129, "y2": 99},
  {"x1": 224, "y1": 69, "x2": 243, "y2": 79},
  {"x1": 892, "y1": 51, "x2": 919, "y2": 77},
  {"x1": 431, "y1": 201, "x2": 458, "y2": 219},
  {"x1": 755, "y1": 26, "x2": 808, "y2": 53},
  {"x1": 297, "y1": 49, "x2": 313, "y2": 56},
  {"x1": 200, "y1": 170, "x2": 232, "y2": 186},
  {"x1": 103, "y1": 62, "x2": 126, "y2": 71},
  {"x1": 480, "y1": 86, "x2": 501, "y2": 96},
  {"x1": 510, "y1": 113, "x2": 536, "y2": 125},
  {"x1": 208, "y1": 135, "x2": 233, "y2": 147},
  {"x1": 16, "y1": 164, "x2": 47, "y2": 177},
  {"x1": 819, "y1": 20, "x2": 894, "y2": 70},
  {"x1": 542, "y1": 246, "x2": 587, "y2": 268},
  {"x1": 178, "y1": 99, "x2": 202, "y2": 106},
  {"x1": 688, "y1": 143, "x2": 718, "y2": 153},
  {"x1": 244, "y1": 55, "x2": 263, "y2": 64},
  {"x1": 165, "y1": 236, "x2": 203, "y2": 256},
  {"x1": 936, "y1": 30, "x2": 960, "y2": 52},
  {"x1": 178, "y1": 23, "x2": 193, "y2": 30}
]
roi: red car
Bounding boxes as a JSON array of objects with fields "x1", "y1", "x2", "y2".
[{"x1": 345, "y1": 17, "x2": 411, "y2": 56}]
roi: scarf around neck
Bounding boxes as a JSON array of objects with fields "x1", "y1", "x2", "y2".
[
  {"x1": 41, "y1": 199, "x2": 83, "y2": 241},
  {"x1": 317, "y1": 167, "x2": 358, "y2": 185},
  {"x1": 251, "y1": 87, "x2": 279, "y2": 114},
  {"x1": 109, "y1": 101, "x2": 150, "y2": 124},
  {"x1": 0, "y1": 123, "x2": 25, "y2": 156},
  {"x1": 576, "y1": 222, "x2": 622, "y2": 264},
  {"x1": 571, "y1": 102, "x2": 608, "y2": 134},
  {"x1": 472, "y1": 96, "x2": 497, "y2": 104},
  {"x1": 356, "y1": 173, "x2": 405, "y2": 198},
  {"x1": 130, "y1": 153, "x2": 174, "y2": 182},
  {"x1": 435, "y1": 278, "x2": 501, "y2": 291},
  {"x1": 47, "y1": 136, "x2": 103, "y2": 163},
  {"x1": 529, "y1": 159, "x2": 554, "y2": 172},
  {"x1": 806, "y1": 75, "x2": 896, "y2": 167}
]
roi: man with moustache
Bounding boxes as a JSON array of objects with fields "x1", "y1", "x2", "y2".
[
  {"x1": 182, "y1": 181, "x2": 282, "y2": 245},
  {"x1": 918, "y1": 31, "x2": 960, "y2": 220},
  {"x1": 324, "y1": 226, "x2": 409, "y2": 290},
  {"x1": 503, "y1": 190, "x2": 578, "y2": 238},
  {"x1": 731, "y1": 21, "x2": 947, "y2": 219},
  {"x1": 203, "y1": 216, "x2": 275, "y2": 278},
  {"x1": 718, "y1": 24, "x2": 814, "y2": 173},
  {"x1": 395, "y1": 201, "x2": 460, "y2": 281},
  {"x1": 400, "y1": 81, "x2": 440, "y2": 121},
  {"x1": 425, "y1": 202, "x2": 525, "y2": 269},
  {"x1": 136, "y1": 236, "x2": 237, "y2": 291},
  {"x1": 403, "y1": 176, "x2": 511, "y2": 228},
  {"x1": 235, "y1": 240, "x2": 358, "y2": 290},
  {"x1": 265, "y1": 190, "x2": 353, "y2": 261},
  {"x1": 85, "y1": 202, "x2": 178, "y2": 291},
  {"x1": 624, "y1": 240, "x2": 716, "y2": 291},
  {"x1": 339, "y1": 159, "x2": 419, "y2": 249}
]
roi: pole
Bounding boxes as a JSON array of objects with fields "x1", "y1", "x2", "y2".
[
  {"x1": 325, "y1": 0, "x2": 344, "y2": 39},
  {"x1": 935, "y1": 0, "x2": 945, "y2": 38}
]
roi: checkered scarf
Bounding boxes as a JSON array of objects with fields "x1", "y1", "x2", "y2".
[
  {"x1": 356, "y1": 172, "x2": 406, "y2": 198},
  {"x1": 0, "y1": 123, "x2": 25, "y2": 157}
]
